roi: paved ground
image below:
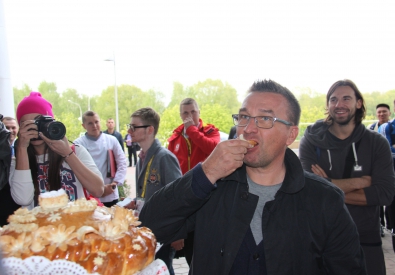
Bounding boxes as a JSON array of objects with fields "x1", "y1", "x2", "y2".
[
  {"x1": 125, "y1": 165, "x2": 395, "y2": 275},
  {"x1": 173, "y1": 257, "x2": 189, "y2": 275},
  {"x1": 383, "y1": 229, "x2": 395, "y2": 275}
]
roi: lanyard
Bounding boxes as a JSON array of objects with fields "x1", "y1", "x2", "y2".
[
  {"x1": 141, "y1": 155, "x2": 155, "y2": 198},
  {"x1": 183, "y1": 134, "x2": 192, "y2": 171}
]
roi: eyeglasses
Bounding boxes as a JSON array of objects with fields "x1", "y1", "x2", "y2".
[
  {"x1": 232, "y1": 114, "x2": 293, "y2": 129},
  {"x1": 126, "y1": 124, "x2": 151, "y2": 131}
]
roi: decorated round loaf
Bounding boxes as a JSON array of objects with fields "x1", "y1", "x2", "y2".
[{"x1": 0, "y1": 190, "x2": 156, "y2": 275}]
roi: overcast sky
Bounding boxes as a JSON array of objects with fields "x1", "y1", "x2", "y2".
[{"x1": 3, "y1": 0, "x2": 395, "y2": 103}]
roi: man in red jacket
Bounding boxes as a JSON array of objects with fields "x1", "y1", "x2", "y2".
[
  {"x1": 167, "y1": 97, "x2": 220, "y2": 265},
  {"x1": 168, "y1": 98, "x2": 220, "y2": 174}
]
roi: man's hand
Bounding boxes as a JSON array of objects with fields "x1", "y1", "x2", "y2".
[
  {"x1": 312, "y1": 164, "x2": 372, "y2": 193},
  {"x1": 124, "y1": 200, "x2": 136, "y2": 210},
  {"x1": 183, "y1": 116, "x2": 195, "y2": 130},
  {"x1": 171, "y1": 239, "x2": 184, "y2": 251},
  {"x1": 102, "y1": 182, "x2": 117, "y2": 197},
  {"x1": 311, "y1": 164, "x2": 328, "y2": 178},
  {"x1": 202, "y1": 139, "x2": 252, "y2": 184}
]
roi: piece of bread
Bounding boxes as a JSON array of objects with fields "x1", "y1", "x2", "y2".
[
  {"x1": 38, "y1": 189, "x2": 69, "y2": 209},
  {"x1": 239, "y1": 134, "x2": 258, "y2": 146},
  {"x1": 0, "y1": 191, "x2": 156, "y2": 275}
]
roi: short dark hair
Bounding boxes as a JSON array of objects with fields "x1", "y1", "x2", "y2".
[
  {"x1": 247, "y1": 79, "x2": 301, "y2": 126},
  {"x1": 324, "y1": 79, "x2": 366, "y2": 125},
  {"x1": 82, "y1": 110, "x2": 99, "y2": 123},
  {"x1": 376, "y1": 103, "x2": 390, "y2": 110},
  {"x1": 131, "y1": 107, "x2": 160, "y2": 136},
  {"x1": 1, "y1": 116, "x2": 17, "y2": 124},
  {"x1": 180, "y1": 98, "x2": 199, "y2": 112}
]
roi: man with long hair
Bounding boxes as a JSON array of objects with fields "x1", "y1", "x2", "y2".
[{"x1": 299, "y1": 79, "x2": 395, "y2": 275}]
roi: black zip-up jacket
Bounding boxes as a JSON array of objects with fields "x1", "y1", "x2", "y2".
[{"x1": 140, "y1": 149, "x2": 367, "y2": 274}]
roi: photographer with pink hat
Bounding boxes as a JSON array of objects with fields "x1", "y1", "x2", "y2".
[{"x1": 10, "y1": 92, "x2": 104, "y2": 209}]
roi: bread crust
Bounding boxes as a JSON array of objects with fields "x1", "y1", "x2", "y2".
[{"x1": 0, "y1": 195, "x2": 156, "y2": 275}]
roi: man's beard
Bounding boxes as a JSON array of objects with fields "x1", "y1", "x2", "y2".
[{"x1": 333, "y1": 111, "x2": 355, "y2": 126}]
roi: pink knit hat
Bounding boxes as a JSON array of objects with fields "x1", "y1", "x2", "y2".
[{"x1": 16, "y1": 92, "x2": 54, "y2": 123}]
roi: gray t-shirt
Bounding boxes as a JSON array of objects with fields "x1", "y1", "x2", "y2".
[{"x1": 247, "y1": 174, "x2": 282, "y2": 244}]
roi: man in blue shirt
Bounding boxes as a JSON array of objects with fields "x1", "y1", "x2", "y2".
[{"x1": 378, "y1": 100, "x2": 395, "y2": 244}]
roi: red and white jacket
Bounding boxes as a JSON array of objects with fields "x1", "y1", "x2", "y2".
[{"x1": 167, "y1": 119, "x2": 220, "y2": 174}]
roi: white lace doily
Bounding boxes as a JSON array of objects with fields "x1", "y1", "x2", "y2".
[
  {"x1": 2, "y1": 256, "x2": 100, "y2": 275},
  {"x1": 2, "y1": 256, "x2": 169, "y2": 275}
]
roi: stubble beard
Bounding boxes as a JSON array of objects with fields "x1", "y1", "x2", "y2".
[
  {"x1": 243, "y1": 152, "x2": 269, "y2": 169},
  {"x1": 331, "y1": 109, "x2": 355, "y2": 126},
  {"x1": 335, "y1": 114, "x2": 355, "y2": 126}
]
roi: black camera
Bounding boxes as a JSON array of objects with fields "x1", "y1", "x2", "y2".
[{"x1": 35, "y1": 115, "x2": 66, "y2": 140}]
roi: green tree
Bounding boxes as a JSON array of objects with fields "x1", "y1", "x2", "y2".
[
  {"x1": 158, "y1": 105, "x2": 180, "y2": 147},
  {"x1": 37, "y1": 81, "x2": 61, "y2": 115},
  {"x1": 13, "y1": 84, "x2": 32, "y2": 110},
  {"x1": 57, "y1": 112, "x2": 84, "y2": 142},
  {"x1": 12, "y1": 79, "x2": 395, "y2": 145},
  {"x1": 200, "y1": 103, "x2": 234, "y2": 133},
  {"x1": 167, "y1": 79, "x2": 240, "y2": 112},
  {"x1": 190, "y1": 79, "x2": 240, "y2": 114},
  {"x1": 95, "y1": 85, "x2": 166, "y2": 137},
  {"x1": 62, "y1": 88, "x2": 84, "y2": 119},
  {"x1": 298, "y1": 106, "x2": 324, "y2": 140},
  {"x1": 168, "y1": 82, "x2": 189, "y2": 108}
]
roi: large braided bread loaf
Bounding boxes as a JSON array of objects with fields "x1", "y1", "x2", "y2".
[{"x1": 0, "y1": 190, "x2": 156, "y2": 275}]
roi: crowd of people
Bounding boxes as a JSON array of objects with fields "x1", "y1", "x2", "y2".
[{"x1": 1, "y1": 78, "x2": 395, "y2": 274}]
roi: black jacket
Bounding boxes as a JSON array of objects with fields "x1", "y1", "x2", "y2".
[
  {"x1": 0, "y1": 119, "x2": 20, "y2": 226},
  {"x1": 0, "y1": 119, "x2": 11, "y2": 191},
  {"x1": 300, "y1": 120, "x2": 395, "y2": 244},
  {"x1": 140, "y1": 149, "x2": 366, "y2": 275}
]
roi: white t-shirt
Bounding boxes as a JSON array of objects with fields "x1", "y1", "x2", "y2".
[
  {"x1": 9, "y1": 145, "x2": 102, "y2": 209},
  {"x1": 74, "y1": 133, "x2": 127, "y2": 202}
]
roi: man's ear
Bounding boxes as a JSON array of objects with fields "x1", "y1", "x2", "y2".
[
  {"x1": 148, "y1": 125, "x2": 155, "y2": 135},
  {"x1": 356, "y1": 99, "x2": 363, "y2": 109},
  {"x1": 286, "y1": 126, "x2": 299, "y2": 146}
]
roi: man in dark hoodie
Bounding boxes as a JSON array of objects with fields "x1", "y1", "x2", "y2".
[{"x1": 299, "y1": 79, "x2": 395, "y2": 275}]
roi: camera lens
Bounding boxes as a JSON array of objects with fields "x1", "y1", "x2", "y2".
[{"x1": 45, "y1": 121, "x2": 66, "y2": 140}]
